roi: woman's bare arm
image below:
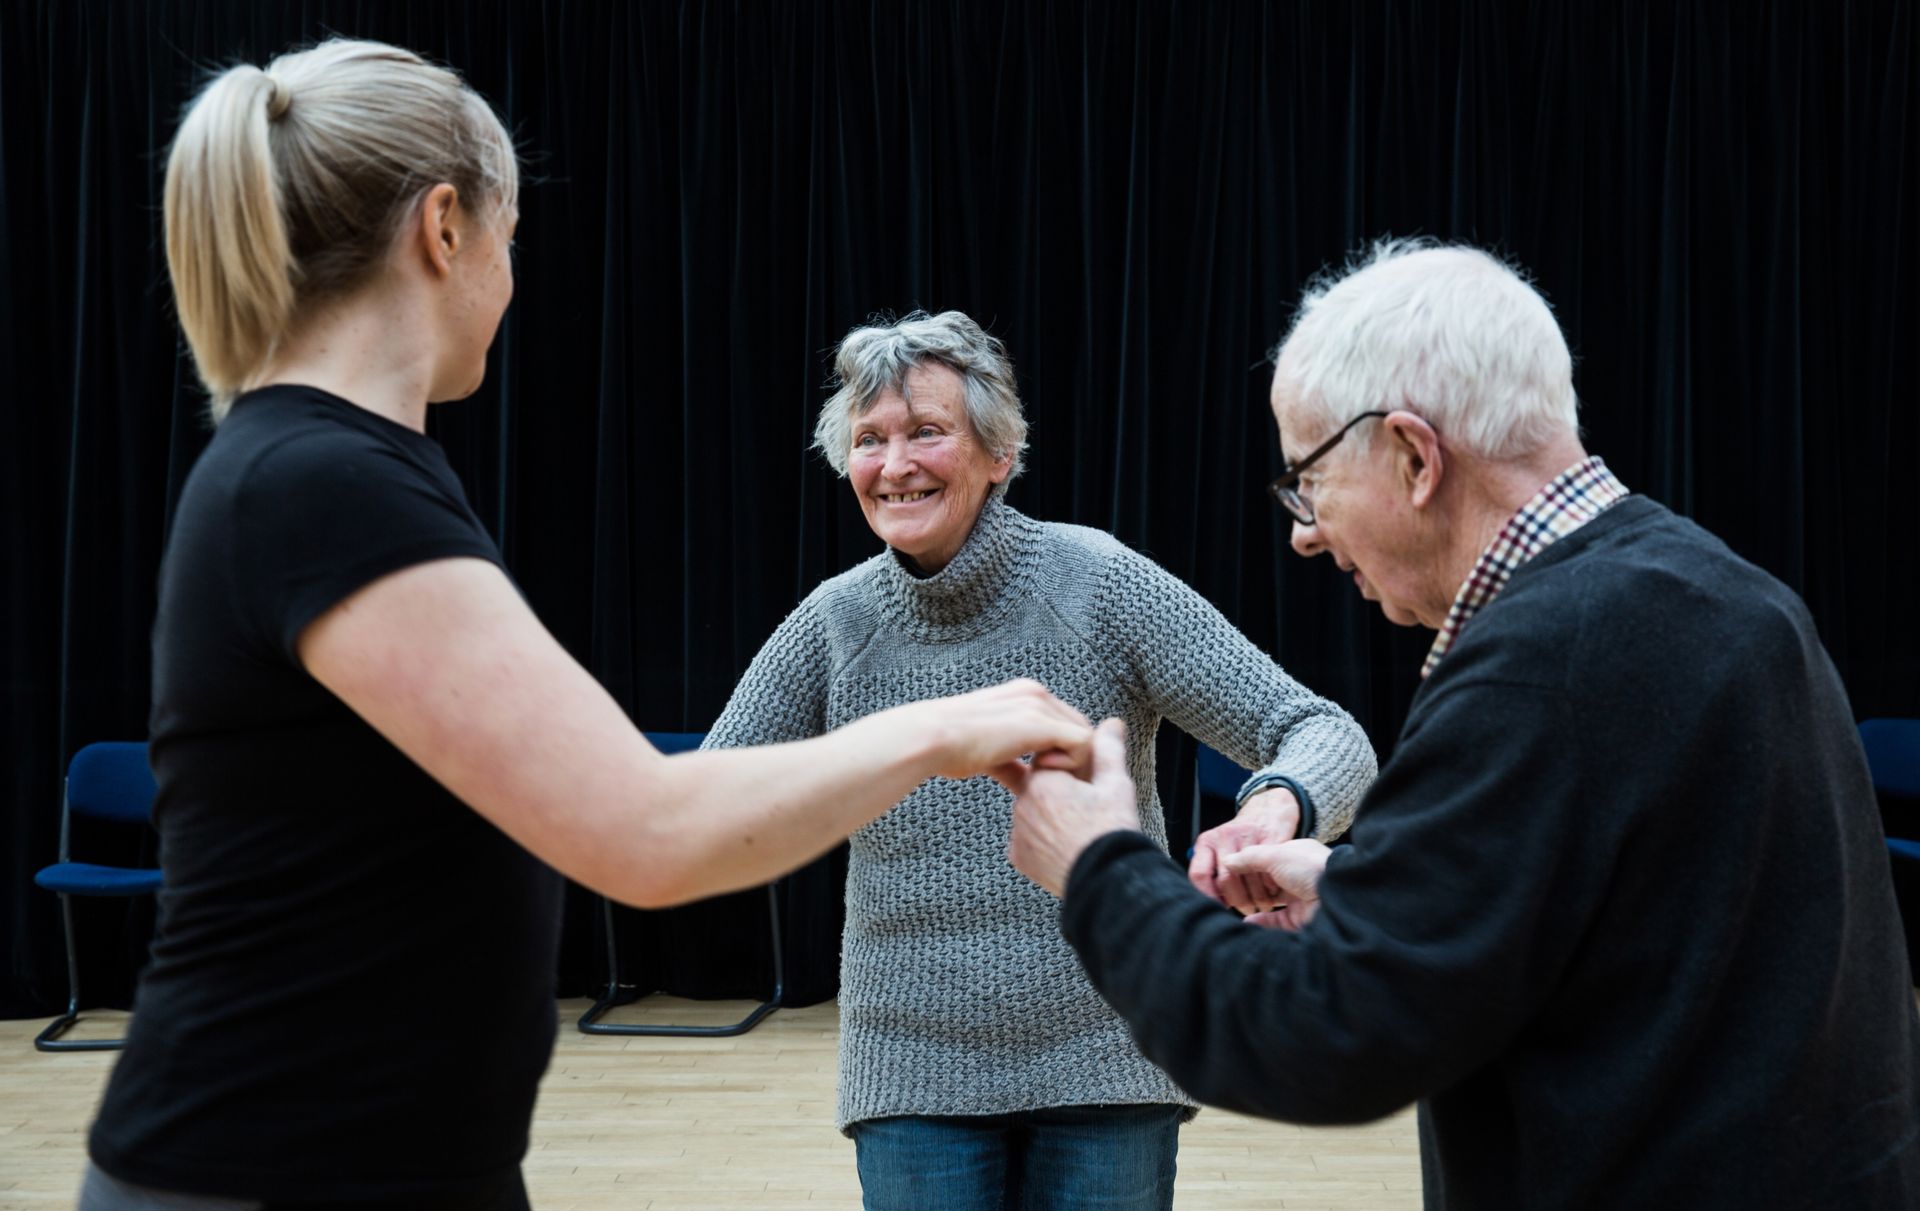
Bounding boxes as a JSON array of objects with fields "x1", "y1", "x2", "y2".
[{"x1": 298, "y1": 557, "x2": 1091, "y2": 906}]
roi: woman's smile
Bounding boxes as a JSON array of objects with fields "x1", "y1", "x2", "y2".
[{"x1": 847, "y1": 363, "x2": 1012, "y2": 574}]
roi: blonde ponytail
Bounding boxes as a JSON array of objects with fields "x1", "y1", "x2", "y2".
[
  {"x1": 162, "y1": 41, "x2": 518, "y2": 422},
  {"x1": 164, "y1": 66, "x2": 297, "y2": 418}
]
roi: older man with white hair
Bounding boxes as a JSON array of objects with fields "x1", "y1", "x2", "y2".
[{"x1": 1003, "y1": 241, "x2": 1920, "y2": 1209}]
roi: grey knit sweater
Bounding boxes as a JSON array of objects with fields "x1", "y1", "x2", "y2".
[{"x1": 705, "y1": 493, "x2": 1378, "y2": 1131}]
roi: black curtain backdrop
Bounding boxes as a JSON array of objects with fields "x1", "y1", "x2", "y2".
[{"x1": 4, "y1": 0, "x2": 1914, "y2": 1019}]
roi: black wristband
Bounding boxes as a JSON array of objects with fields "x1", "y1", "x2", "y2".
[{"x1": 1234, "y1": 772, "x2": 1316, "y2": 839}]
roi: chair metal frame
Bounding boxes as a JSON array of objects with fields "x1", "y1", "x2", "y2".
[
  {"x1": 35, "y1": 741, "x2": 160, "y2": 1052},
  {"x1": 578, "y1": 884, "x2": 785, "y2": 1038},
  {"x1": 576, "y1": 731, "x2": 785, "y2": 1037}
]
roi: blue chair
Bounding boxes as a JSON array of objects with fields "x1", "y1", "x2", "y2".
[
  {"x1": 1861, "y1": 719, "x2": 1920, "y2": 984},
  {"x1": 33, "y1": 741, "x2": 162, "y2": 1051},
  {"x1": 1861, "y1": 719, "x2": 1920, "y2": 800},
  {"x1": 577, "y1": 731, "x2": 785, "y2": 1037},
  {"x1": 1191, "y1": 743, "x2": 1252, "y2": 858}
]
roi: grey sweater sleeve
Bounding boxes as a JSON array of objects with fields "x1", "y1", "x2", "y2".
[
  {"x1": 701, "y1": 594, "x2": 834, "y2": 751},
  {"x1": 1089, "y1": 545, "x2": 1377, "y2": 840}
]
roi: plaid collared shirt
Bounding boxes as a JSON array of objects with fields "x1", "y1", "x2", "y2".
[{"x1": 1421, "y1": 456, "x2": 1631, "y2": 679}]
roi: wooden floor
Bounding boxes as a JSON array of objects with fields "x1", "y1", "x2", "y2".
[{"x1": 0, "y1": 998, "x2": 1421, "y2": 1210}]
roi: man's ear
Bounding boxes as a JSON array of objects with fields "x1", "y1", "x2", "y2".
[
  {"x1": 1383, "y1": 410, "x2": 1444, "y2": 509},
  {"x1": 414, "y1": 183, "x2": 461, "y2": 280}
]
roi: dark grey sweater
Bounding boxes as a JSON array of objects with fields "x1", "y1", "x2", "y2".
[
  {"x1": 706, "y1": 493, "x2": 1377, "y2": 1129},
  {"x1": 1061, "y1": 496, "x2": 1920, "y2": 1209}
]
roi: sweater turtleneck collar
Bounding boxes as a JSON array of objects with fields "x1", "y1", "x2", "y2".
[{"x1": 876, "y1": 490, "x2": 1041, "y2": 636}]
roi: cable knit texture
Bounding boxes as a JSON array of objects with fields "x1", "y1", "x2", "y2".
[{"x1": 704, "y1": 493, "x2": 1378, "y2": 1131}]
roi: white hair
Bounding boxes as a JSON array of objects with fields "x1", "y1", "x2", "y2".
[
  {"x1": 814, "y1": 311, "x2": 1029, "y2": 479},
  {"x1": 1271, "y1": 239, "x2": 1579, "y2": 459}
]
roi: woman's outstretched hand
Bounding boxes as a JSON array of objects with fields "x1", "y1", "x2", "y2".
[{"x1": 905, "y1": 678, "x2": 1095, "y2": 783}]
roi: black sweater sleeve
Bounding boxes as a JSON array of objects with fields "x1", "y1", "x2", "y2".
[
  {"x1": 1060, "y1": 665, "x2": 1611, "y2": 1125},
  {"x1": 1064, "y1": 503, "x2": 1920, "y2": 1204}
]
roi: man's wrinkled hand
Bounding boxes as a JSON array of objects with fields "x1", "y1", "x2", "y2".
[
  {"x1": 1003, "y1": 718, "x2": 1140, "y2": 897},
  {"x1": 1188, "y1": 788, "x2": 1301, "y2": 915},
  {"x1": 1218, "y1": 840, "x2": 1331, "y2": 931}
]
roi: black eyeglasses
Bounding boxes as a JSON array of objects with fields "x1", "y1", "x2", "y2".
[{"x1": 1267, "y1": 410, "x2": 1390, "y2": 526}]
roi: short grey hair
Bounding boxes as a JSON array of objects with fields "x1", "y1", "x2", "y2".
[
  {"x1": 1272, "y1": 239, "x2": 1579, "y2": 460},
  {"x1": 814, "y1": 310, "x2": 1029, "y2": 479}
]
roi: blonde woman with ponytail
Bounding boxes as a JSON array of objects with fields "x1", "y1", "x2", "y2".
[{"x1": 82, "y1": 39, "x2": 1092, "y2": 1211}]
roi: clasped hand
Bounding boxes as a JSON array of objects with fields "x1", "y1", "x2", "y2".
[
  {"x1": 1000, "y1": 718, "x2": 1331, "y2": 930},
  {"x1": 998, "y1": 718, "x2": 1139, "y2": 896}
]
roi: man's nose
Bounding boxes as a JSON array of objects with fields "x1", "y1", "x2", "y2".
[{"x1": 1290, "y1": 518, "x2": 1324, "y2": 558}]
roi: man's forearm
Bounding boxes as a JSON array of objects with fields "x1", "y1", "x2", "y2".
[{"x1": 1061, "y1": 831, "x2": 1417, "y2": 1125}]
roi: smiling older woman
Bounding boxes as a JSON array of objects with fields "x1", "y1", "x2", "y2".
[{"x1": 705, "y1": 310, "x2": 1378, "y2": 1211}]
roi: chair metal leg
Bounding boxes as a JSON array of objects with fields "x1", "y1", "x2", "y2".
[
  {"x1": 578, "y1": 884, "x2": 785, "y2": 1037},
  {"x1": 35, "y1": 893, "x2": 126, "y2": 1052}
]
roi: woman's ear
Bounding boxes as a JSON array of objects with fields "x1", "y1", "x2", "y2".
[
  {"x1": 415, "y1": 183, "x2": 462, "y2": 279},
  {"x1": 988, "y1": 450, "x2": 1015, "y2": 484}
]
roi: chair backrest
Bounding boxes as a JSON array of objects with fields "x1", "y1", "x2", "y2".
[
  {"x1": 65, "y1": 742, "x2": 157, "y2": 825},
  {"x1": 1860, "y1": 719, "x2": 1920, "y2": 800},
  {"x1": 1195, "y1": 743, "x2": 1251, "y2": 801},
  {"x1": 645, "y1": 731, "x2": 707, "y2": 756}
]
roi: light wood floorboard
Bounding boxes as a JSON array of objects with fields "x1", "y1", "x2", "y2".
[{"x1": 0, "y1": 998, "x2": 1420, "y2": 1209}]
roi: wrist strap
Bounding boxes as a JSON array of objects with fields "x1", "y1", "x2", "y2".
[{"x1": 1234, "y1": 771, "x2": 1316, "y2": 839}]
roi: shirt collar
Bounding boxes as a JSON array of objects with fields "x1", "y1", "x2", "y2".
[
  {"x1": 877, "y1": 490, "x2": 1042, "y2": 636},
  {"x1": 1421, "y1": 456, "x2": 1630, "y2": 679}
]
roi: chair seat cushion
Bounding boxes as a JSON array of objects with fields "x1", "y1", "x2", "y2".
[{"x1": 35, "y1": 862, "x2": 163, "y2": 896}]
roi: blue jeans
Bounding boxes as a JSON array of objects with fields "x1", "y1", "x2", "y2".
[
  {"x1": 851, "y1": 1104, "x2": 1182, "y2": 1210},
  {"x1": 79, "y1": 1165, "x2": 262, "y2": 1210},
  {"x1": 78, "y1": 1162, "x2": 529, "y2": 1211}
]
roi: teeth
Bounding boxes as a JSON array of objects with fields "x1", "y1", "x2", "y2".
[{"x1": 884, "y1": 491, "x2": 933, "y2": 503}]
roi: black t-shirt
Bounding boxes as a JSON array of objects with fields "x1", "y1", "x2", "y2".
[{"x1": 89, "y1": 385, "x2": 564, "y2": 1205}]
